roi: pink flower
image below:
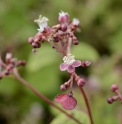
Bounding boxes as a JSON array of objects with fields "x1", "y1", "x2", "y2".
[
  {"x1": 54, "y1": 94, "x2": 77, "y2": 110},
  {"x1": 60, "y1": 54, "x2": 81, "y2": 73},
  {"x1": 58, "y1": 11, "x2": 69, "y2": 23},
  {"x1": 34, "y1": 15, "x2": 49, "y2": 32},
  {"x1": 72, "y1": 18, "x2": 80, "y2": 26}
]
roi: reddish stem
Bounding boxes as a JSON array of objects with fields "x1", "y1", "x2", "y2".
[
  {"x1": 79, "y1": 87, "x2": 94, "y2": 124},
  {"x1": 67, "y1": 37, "x2": 72, "y2": 54},
  {"x1": 12, "y1": 68, "x2": 82, "y2": 124}
]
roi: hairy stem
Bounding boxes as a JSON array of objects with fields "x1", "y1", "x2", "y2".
[
  {"x1": 12, "y1": 68, "x2": 82, "y2": 124},
  {"x1": 79, "y1": 87, "x2": 94, "y2": 124}
]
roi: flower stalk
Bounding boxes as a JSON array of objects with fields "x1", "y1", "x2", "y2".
[
  {"x1": 12, "y1": 68, "x2": 82, "y2": 124},
  {"x1": 79, "y1": 87, "x2": 94, "y2": 124}
]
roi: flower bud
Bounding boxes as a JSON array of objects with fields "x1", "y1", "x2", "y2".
[
  {"x1": 17, "y1": 60, "x2": 26, "y2": 66},
  {"x1": 81, "y1": 61, "x2": 91, "y2": 67},
  {"x1": 21, "y1": 60, "x2": 26, "y2": 66},
  {"x1": 34, "y1": 32, "x2": 43, "y2": 42},
  {"x1": 54, "y1": 37, "x2": 60, "y2": 42},
  {"x1": 58, "y1": 11, "x2": 69, "y2": 23},
  {"x1": 61, "y1": 24, "x2": 67, "y2": 32},
  {"x1": 32, "y1": 49, "x2": 37, "y2": 54},
  {"x1": 107, "y1": 98, "x2": 113, "y2": 104},
  {"x1": 28, "y1": 37, "x2": 34, "y2": 44},
  {"x1": 77, "y1": 78, "x2": 86, "y2": 87},
  {"x1": 44, "y1": 26, "x2": 51, "y2": 32},
  {"x1": 37, "y1": 43, "x2": 41, "y2": 48},
  {"x1": 32, "y1": 42, "x2": 39, "y2": 48},
  {"x1": 73, "y1": 40, "x2": 79, "y2": 45},
  {"x1": 72, "y1": 36, "x2": 77, "y2": 40},
  {"x1": 111, "y1": 84, "x2": 118, "y2": 92},
  {"x1": 64, "y1": 82, "x2": 70, "y2": 87},
  {"x1": 60, "y1": 84, "x2": 67, "y2": 91},
  {"x1": 72, "y1": 18, "x2": 80, "y2": 26}
]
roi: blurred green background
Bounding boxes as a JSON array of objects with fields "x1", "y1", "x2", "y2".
[{"x1": 0, "y1": 0, "x2": 122, "y2": 124}]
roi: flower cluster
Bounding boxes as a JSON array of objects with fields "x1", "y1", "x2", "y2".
[
  {"x1": 28, "y1": 11, "x2": 80, "y2": 54},
  {"x1": 34, "y1": 15, "x2": 49, "y2": 32},
  {"x1": 0, "y1": 53, "x2": 26, "y2": 79},
  {"x1": 107, "y1": 84, "x2": 122, "y2": 104},
  {"x1": 60, "y1": 54, "x2": 81, "y2": 73},
  {"x1": 55, "y1": 72, "x2": 88, "y2": 110},
  {"x1": 28, "y1": 11, "x2": 91, "y2": 110}
]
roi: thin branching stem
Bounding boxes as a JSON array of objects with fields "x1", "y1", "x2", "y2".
[
  {"x1": 79, "y1": 87, "x2": 94, "y2": 124},
  {"x1": 12, "y1": 68, "x2": 82, "y2": 124}
]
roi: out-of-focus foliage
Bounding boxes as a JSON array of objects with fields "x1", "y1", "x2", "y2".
[
  {"x1": 0, "y1": 0, "x2": 122, "y2": 124},
  {"x1": 50, "y1": 110, "x2": 90, "y2": 124}
]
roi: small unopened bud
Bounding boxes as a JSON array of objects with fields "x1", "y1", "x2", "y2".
[
  {"x1": 61, "y1": 24, "x2": 67, "y2": 32},
  {"x1": 32, "y1": 42, "x2": 39, "y2": 48},
  {"x1": 77, "y1": 78, "x2": 86, "y2": 87},
  {"x1": 81, "y1": 61, "x2": 91, "y2": 67},
  {"x1": 35, "y1": 32, "x2": 43, "y2": 40},
  {"x1": 53, "y1": 37, "x2": 60, "y2": 42},
  {"x1": 42, "y1": 36, "x2": 46, "y2": 41},
  {"x1": 111, "y1": 84, "x2": 118, "y2": 92},
  {"x1": 17, "y1": 60, "x2": 26, "y2": 66},
  {"x1": 107, "y1": 98, "x2": 113, "y2": 104},
  {"x1": 72, "y1": 36, "x2": 77, "y2": 40},
  {"x1": 32, "y1": 49, "x2": 37, "y2": 54},
  {"x1": 44, "y1": 26, "x2": 51, "y2": 32},
  {"x1": 52, "y1": 24, "x2": 61, "y2": 29},
  {"x1": 60, "y1": 84, "x2": 67, "y2": 91},
  {"x1": 64, "y1": 82, "x2": 70, "y2": 87},
  {"x1": 73, "y1": 40, "x2": 79, "y2": 45},
  {"x1": 37, "y1": 43, "x2": 41, "y2": 48},
  {"x1": 56, "y1": 24, "x2": 61, "y2": 29},
  {"x1": 21, "y1": 60, "x2": 26, "y2": 66},
  {"x1": 28, "y1": 37, "x2": 34, "y2": 44}
]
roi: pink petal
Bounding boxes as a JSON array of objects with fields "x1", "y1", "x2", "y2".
[
  {"x1": 61, "y1": 96, "x2": 77, "y2": 110},
  {"x1": 72, "y1": 60, "x2": 81, "y2": 67},
  {"x1": 60, "y1": 63, "x2": 68, "y2": 71},
  {"x1": 54, "y1": 94, "x2": 68, "y2": 103},
  {"x1": 67, "y1": 65, "x2": 75, "y2": 73},
  {"x1": 85, "y1": 61, "x2": 91, "y2": 66}
]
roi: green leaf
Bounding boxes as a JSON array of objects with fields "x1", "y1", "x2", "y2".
[
  {"x1": 50, "y1": 109, "x2": 90, "y2": 124},
  {"x1": 72, "y1": 42, "x2": 99, "y2": 62}
]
